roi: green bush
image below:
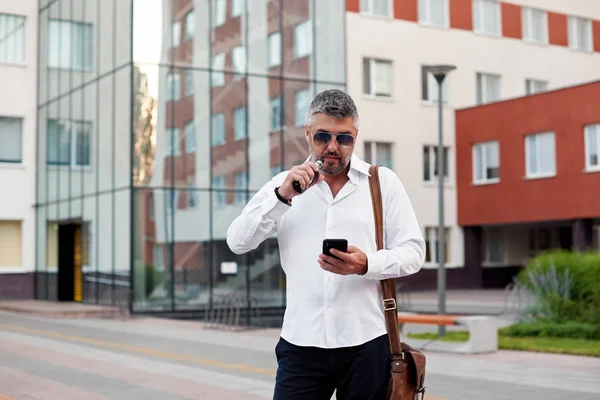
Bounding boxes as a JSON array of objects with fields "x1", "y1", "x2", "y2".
[
  {"x1": 499, "y1": 320, "x2": 600, "y2": 340},
  {"x1": 133, "y1": 262, "x2": 165, "y2": 301},
  {"x1": 516, "y1": 250, "x2": 600, "y2": 324}
]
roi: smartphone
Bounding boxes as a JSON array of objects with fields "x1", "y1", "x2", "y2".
[{"x1": 323, "y1": 239, "x2": 348, "y2": 259}]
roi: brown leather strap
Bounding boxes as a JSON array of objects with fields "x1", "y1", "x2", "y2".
[{"x1": 368, "y1": 165, "x2": 402, "y2": 357}]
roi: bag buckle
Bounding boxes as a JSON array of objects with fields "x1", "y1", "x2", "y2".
[
  {"x1": 383, "y1": 298, "x2": 396, "y2": 311},
  {"x1": 413, "y1": 387, "x2": 425, "y2": 400}
]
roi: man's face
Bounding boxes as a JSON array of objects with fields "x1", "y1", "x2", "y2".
[{"x1": 305, "y1": 113, "x2": 357, "y2": 176}]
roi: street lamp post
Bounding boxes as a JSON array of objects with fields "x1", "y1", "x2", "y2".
[{"x1": 423, "y1": 64, "x2": 456, "y2": 337}]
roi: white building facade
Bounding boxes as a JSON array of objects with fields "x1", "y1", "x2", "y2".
[
  {"x1": 346, "y1": 0, "x2": 600, "y2": 287},
  {"x1": 0, "y1": 0, "x2": 37, "y2": 297}
]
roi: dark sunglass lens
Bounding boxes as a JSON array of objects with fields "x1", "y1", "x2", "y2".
[
  {"x1": 337, "y1": 135, "x2": 354, "y2": 146},
  {"x1": 314, "y1": 132, "x2": 332, "y2": 145}
]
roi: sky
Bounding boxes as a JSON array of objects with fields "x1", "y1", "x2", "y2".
[{"x1": 132, "y1": 0, "x2": 163, "y2": 99}]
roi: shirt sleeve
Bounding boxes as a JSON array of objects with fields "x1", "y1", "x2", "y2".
[
  {"x1": 362, "y1": 167, "x2": 426, "y2": 280},
  {"x1": 226, "y1": 176, "x2": 290, "y2": 255}
]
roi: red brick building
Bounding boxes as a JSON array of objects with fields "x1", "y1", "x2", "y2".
[{"x1": 456, "y1": 80, "x2": 600, "y2": 287}]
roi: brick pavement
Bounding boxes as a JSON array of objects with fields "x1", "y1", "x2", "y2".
[{"x1": 1, "y1": 310, "x2": 599, "y2": 399}]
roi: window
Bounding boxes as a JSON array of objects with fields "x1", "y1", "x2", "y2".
[
  {"x1": 528, "y1": 227, "x2": 552, "y2": 256},
  {"x1": 0, "y1": 117, "x2": 22, "y2": 163},
  {"x1": 47, "y1": 119, "x2": 91, "y2": 167},
  {"x1": 213, "y1": 176, "x2": 226, "y2": 205},
  {"x1": 294, "y1": 20, "x2": 312, "y2": 58},
  {"x1": 232, "y1": 45, "x2": 246, "y2": 79},
  {"x1": 271, "y1": 164, "x2": 283, "y2": 177},
  {"x1": 472, "y1": 141, "x2": 499, "y2": 184},
  {"x1": 484, "y1": 229, "x2": 504, "y2": 264},
  {"x1": 187, "y1": 180, "x2": 197, "y2": 208},
  {"x1": 213, "y1": 0, "x2": 226, "y2": 27},
  {"x1": 525, "y1": 79, "x2": 547, "y2": 95},
  {"x1": 584, "y1": 123, "x2": 600, "y2": 172},
  {"x1": 234, "y1": 106, "x2": 246, "y2": 140},
  {"x1": 212, "y1": 113, "x2": 225, "y2": 146},
  {"x1": 268, "y1": 32, "x2": 281, "y2": 67},
  {"x1": 165, "y1": 189, "x2": 179, "y2": 213},
  {"x1": 424, "y1": 226, "x2": 450, "y2": 264},
  {"x1": 568, "y1": 16, "x2": 592, "y2": 51},
  {"x1": 48, "y1": 20, "x2": 93, "y2": 70},
  {"x1": 232, "y1": 0, "x2": 244, "y2": 17},
  {"x1": 364, "y1": 142, "x2": 393, "y2": 169},
  {"x1": 185, "y1": 121, "x2": 195, "y2": 152},
  {"x1": 423, "y1": 145, "x2": 449, "y2": 183},
  {"x1": 166, "y1": 128, "x2": 180, "y2": 156},
  {"x1": 149, "y1": 193, "x2": 155, "y2": 220},
  {"x1": 295, "y1": 89, "x2": 310, "y2": 126},
  {"x1": 172, "y1": 21, "x2": 181, "y2": 46},
  {"x1": 167, "y1": 72, "x2": 180, "y2": 101},
  {"x1": 525, "y1": 132, "x2": 556, "y2": 178},
  {"x1": 185, "y1": 70, "x2": 194, "y2": 95},
  {"x1": 522, "y1": 7, "x2": 547, "y2": 43},
  {"x1": 270, "y1": 97, "x2": 284, "y2": 131},
  {"x1": 419, "y1": 0, "x2": 448, "y2": 27},
  {"x1": 185, "y1": 11, "x2": 194, "y2": 40},
  {"x1": 363, "y1": 58, "x2": 393, "y2": 98},
  {"x1": 211, "y1": 53, "x2": 225, "y2": 87},
  {"x1": 0, "y1": 221, "x2": 22, "y2": 268},
  {"x1": 0, "y1": 14, "x2": 26, "y2": 64},
  {"x1": 235, "y1": 172, "x2": 247, "y2": 204},
  {"x1": 360, "y1": 0, "x2": 392, "y2": 17},
  {"x1": 476, "y1": 73, "x2": 500, "y2": 104},
  {"x1": 473, "y1": 0, "x2": 501, "y2": 36},
  {"x1": 153, "y1": 245, "x2": 164, "y2": 271},
  {"x1": 421, "y1": 66, "x2": 449, "y2": 104}
]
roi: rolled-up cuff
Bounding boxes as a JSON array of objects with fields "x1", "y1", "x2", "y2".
[{"x1": 363, "y1": 251, "x2": 385, "y2": 280}]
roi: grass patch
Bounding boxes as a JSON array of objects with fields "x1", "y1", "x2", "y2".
[{"x1": 406, "y1": 331, "x2": 600, "y2": 357}]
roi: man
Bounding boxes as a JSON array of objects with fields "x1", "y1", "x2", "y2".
[{"x1": 226, "y1": 89, "x2": 425, "y2": 399}]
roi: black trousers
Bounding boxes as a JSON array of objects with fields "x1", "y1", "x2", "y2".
[{"x1": 273, "y1": 334, "x2": 391, "y2": 400}]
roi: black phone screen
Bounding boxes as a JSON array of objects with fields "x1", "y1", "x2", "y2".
[{"x1": 323, "y1": 239, "x2": 348, "y2": 258}]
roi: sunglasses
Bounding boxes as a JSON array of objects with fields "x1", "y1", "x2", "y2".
[{"x1": 312, "y1": 131, "x2": 355, "y2": 148}]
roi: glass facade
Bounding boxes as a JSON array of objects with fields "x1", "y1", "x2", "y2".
[{"x1": 35, "y1": 0, "x2": 346, "y2": 316}]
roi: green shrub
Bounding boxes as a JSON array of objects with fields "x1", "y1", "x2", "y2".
[
  {"x1": 133, "y1": 262, "x2": 165, "y2": 301},
  {"x1": 515, "y1": 250, "x2": 600, "y2": 324},
  {"x1": 499, "y1": 320, "x2": 600, "y2": 340}
]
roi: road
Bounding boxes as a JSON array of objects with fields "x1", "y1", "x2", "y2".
[{"x1": 0, "y1": 311, "x2": 599, "y2": 399}]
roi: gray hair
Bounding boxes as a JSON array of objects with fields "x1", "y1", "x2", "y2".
[{"x1": 305, "y1": 89, "x2": 359, "y2": 129}]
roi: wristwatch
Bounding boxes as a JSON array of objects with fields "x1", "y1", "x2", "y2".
[{"x1": 274, "y1": 186, "x2": 291, "y2": 206}]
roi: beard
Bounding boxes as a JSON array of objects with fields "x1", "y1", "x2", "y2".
[{"x1": 309, "y1": 145, "x2": 351, "y2": 176}]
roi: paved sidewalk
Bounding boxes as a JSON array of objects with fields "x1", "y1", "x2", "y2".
[{"x1": 0, "y1": 310, "x2": 599, "y2": 399}]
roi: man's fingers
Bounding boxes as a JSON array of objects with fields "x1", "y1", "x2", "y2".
[
  {"x1": 329, "y1": 249, "x2": 350, "y2": 261},
  {"x1": 346, "y1": 245, "x2": 360, "y2": 253},
  {"x1": 318, "y1": 258, "x2": 349, "y2": 275},
  {"x1": 290, "y1": 171, "x2": 310, "y2": 189},
  {"x1": 319, "y1": 253, "x2": 343, "y2": 267}
]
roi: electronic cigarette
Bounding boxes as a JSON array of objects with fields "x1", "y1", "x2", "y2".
[{"x1": 293, "y1": 159, "x2": 323, "y2": 194}]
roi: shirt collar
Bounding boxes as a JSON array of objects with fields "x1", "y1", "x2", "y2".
[{"x1": 348, "y1": 153, "x2": 371, "y2": 184}]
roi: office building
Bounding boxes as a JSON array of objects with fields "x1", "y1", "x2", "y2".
[
  {"x1": 345, "y1": 0, "x2": 600, "y2": 289},
  {"x1": 456, "y1": 80, "x2": 600, "y2": 285}
]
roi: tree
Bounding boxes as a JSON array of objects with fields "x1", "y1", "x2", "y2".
[{"x1": 132, "y1": 65, "x2": 156, "y2": 186}]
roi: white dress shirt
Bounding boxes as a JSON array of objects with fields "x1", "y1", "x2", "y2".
[{"x1": 226, "y1": 154, "x2": 425, "y2": 348}]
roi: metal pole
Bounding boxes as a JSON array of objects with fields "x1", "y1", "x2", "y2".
[{"x1": 436, "y1": 74, "x2": 446, "y2": 337}]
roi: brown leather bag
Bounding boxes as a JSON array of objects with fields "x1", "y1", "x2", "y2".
[{"x1": 368, "y1": 165, "x2": 427, "y2": 400}]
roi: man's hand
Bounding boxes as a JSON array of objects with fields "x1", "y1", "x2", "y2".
[
  {"x1": 318, "y1": 245, "x2": 368, "y2": 276},
  {"x1": 278, "y1": 161, "x2": 324, "y2": 200}
]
